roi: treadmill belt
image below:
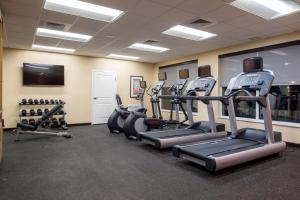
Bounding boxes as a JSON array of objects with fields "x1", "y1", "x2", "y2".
[
  {"x1": 180, "y1": 139, "x2": 262, "y2": 159},
  {"x1": 141, "y1": 129, "x2": 204, "y2": 140}
]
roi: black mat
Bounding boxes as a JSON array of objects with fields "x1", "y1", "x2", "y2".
[{"x1": 0, "y1": 125, "x2": 299, "y2": 200}]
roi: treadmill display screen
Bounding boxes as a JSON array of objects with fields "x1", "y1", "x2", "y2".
[
  {"x1": 243, "y1": 57, "x2": 263, "y2": 73},
  {"x1": 198, "y1": 65, "x2": 211, "y2": 78},
  {"x1": 158, "y1": 72, "x2": 167, "y2": 81},
  {"x1": 179, "y1": 69, "x2": 189, "y2": 79}
]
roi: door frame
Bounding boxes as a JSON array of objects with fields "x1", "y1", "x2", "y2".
[{"x1": 91, "y1": 70, "x2": 117, "y2": 125}]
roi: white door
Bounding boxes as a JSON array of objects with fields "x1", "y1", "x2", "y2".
[{"x1": 92, "y1": 70, "x2": 117, "y2": 124}]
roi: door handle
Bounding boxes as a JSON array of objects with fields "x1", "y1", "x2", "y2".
[{"x1": 93, "y1": 97, "x2": 98, "y2": 100}]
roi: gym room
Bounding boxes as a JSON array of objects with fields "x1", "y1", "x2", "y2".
[{"x1": 0, "y1": 0, "x2": 300, "y2": 199}]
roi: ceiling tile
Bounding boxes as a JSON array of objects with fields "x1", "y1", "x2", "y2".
[
  {"x1": 149, "y1": 0, "x2": 185, "y2": 7},
  {"x1": 226, "y1": 14, "x2": 267, "y2": 28},
  {"x1": 201, "y1": 23, "x2": 237, "y2": 35},
  {"x1": 69, "y1": 17, "x2": 107, "y2": 35},
  {"x1": 0, "y1": 0, "x2": 43, "y2": 18},
  {"x1": 131, "y1": 0, "x2": 172, "y2": 20},
  {"x1": 4, "y1": 14, "x2": 38, "y2": 27},
  {"x1": 275, "y1": 12, "x2": 300, "y2": 25},
  {"x1": 246, "y1": 21, "x2": 295, "y2": 37},
  {"x1": 203, "y1": 4, "x2": 246, "y2": 23},
  {"x1": 177, "y1": 0, "x2": 225, "y2": 15}
]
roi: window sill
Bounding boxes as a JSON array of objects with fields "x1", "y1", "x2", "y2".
[
  {"x1": 219, "y1": 116, "x2": 300, "y2": 128},
  {"x1": 161, "y1": 109, "x2": 199, "y2": 116}
]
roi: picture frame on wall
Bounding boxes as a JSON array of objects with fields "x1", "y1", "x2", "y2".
[{"x1": 130, "y1": 76, "x2": 143, "y2": 98}]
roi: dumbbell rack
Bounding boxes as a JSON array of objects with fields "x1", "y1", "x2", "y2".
[{"x1": 18, "y1": 100, "x2": 68, "y2": 130}]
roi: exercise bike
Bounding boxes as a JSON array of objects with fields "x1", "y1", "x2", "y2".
[
  {"x1": 123, "y1": 78, "x2": 188, "y2": 139},
  {"x1": 107, "y1": 81, "x2": 147, "y2": 133}
]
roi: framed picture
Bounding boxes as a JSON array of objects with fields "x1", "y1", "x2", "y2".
[{"x1": 130, "y1": 76, "x2": 143, "y2": 98}]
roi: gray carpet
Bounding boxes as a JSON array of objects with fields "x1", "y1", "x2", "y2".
[{"x1": 0, "y1": 125, "x2": 299, "y2": 200}]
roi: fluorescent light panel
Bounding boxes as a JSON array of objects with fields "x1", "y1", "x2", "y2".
[
  {"x1": 32, "y1": 44, "x2": 75, "y2": 53},
  {"x1": 230, "y1": 0, "x2": 300, "y2": 20},
  {"x1": 44, "y1": 0, "x2": 124, "y2": 23},
  {"x1": 36, "y1": 28, "x2": 92, "y2": 42},
  {"x1": 163, "y1": 25, "x2": 217, "y2": 41},
  {"x1": 107, "y1": 54, "x2": 140, "y2": 60},
  {"x1": 128, "y1": 43, "x2": 169, "y2": 53}
]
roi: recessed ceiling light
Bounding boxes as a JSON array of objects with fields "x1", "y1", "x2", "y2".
[
  {"x1": 162, "y1": 25, "x2": 217, "y2": 41},
  {"x1": 128, "y1": 43, "x2": 169, "y2": 53},
  {"x1": 230, "y1": 0, "x2": 300, "y2": 20},
  {"x1": 291, "y1": 81, "x2": 296, "y2": 84},
  {"x1": 32, "y1": 44, "x2": 75, "y2": 53},
  {"x1": 107, "y1": 54, "x2": 140, "y2": 60},
  {"x1": 44, "y1": 0, "x2": 124, "y2": 23},
  {"x1": 284, "y1": 62, "x2": 289, "y2": 66},
  {"x1": 36, "y1": 28, "x2": 92, "y2": 42}
]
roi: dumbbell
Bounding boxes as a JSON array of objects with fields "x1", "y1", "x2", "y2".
[
  {"x1": 21, "y1": 109, "x2": 27, "y2": 116},
  {"x1": 21, "y1": 119, "x2": 28, "y2": 124},
  {"x1": 58, "y1": 110, "x2": 64, "y2": 115},
  {"x1": 34, "y1": 99, "x2": 39, "y2": 104},
  {"x1": 29, "y1": 109, "x2": 35, "y2": 116},
  {"x1": 42, "y1": 119, "x2": 51, "y2": 128},
  {"x1": 45, "y1": 99, "x2": 49, "y2": 104},
  {"x1": 59, "y1": 100, "x2": 64, "y2": 104},
  {"x1": 28, "y1": 99, "x2": 33, "y2": 105},
  {"x1": 50, "y1": 99, "x2": 55, "y2": 104},
  {"x1": 59, "y1": 118, "x2": 66, "y2": 126},
  {"x1": 37, "y1": 109, "x2": 43, "y2": 116},
  {"x1": 55, "y1": 99, "x2": 59, "y2": 104},
  {"x1": 40, "y1": 99, "x2": 45, "y2": 104},
  {"x1": 29, "y1": 118, "x2": 36, "y2": 126},
  {"x1": 21, "y1": 99, "x2": 27, "y2": 105},
  {"x1": 44, "y1": 108, "x2": 49, "y2": 114},
  {"x1": 51, "y1": 118, "x2": 59, "y2": 128}
]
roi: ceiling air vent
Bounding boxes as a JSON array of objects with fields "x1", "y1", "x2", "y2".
[
  {"x1": 143, "y1": 39, "x2": 159, "y2": 44},
  {"x1": 39, "y1": 21, "x2": 71, "y2": 31},
  {"x1": 187, "y1": 18, "x2": 213, "y2": 28}
]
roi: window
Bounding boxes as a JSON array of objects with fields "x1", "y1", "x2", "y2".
[
  {"x1": 222, "y1": 87, "x2": 256, "y2": 119},
  {"x1": 259, "y1": 85, "x2": 300, "y2": 123},
  {"x1": 159, "y1": 60, "x2": 198, "y2": 113},
  {"x1": 220, "y1": 41, "x2": 300, "y2": 125}
]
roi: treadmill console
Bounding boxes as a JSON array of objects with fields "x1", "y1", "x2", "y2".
[
  {"x1": 153, "y1": 81, "x2": 165, "y2": 94},
  {"x1": 177, "y1": 79, "x2": 188, "y2": 91},
  {"x1": 225, "y1": 71, "x2": 274, "y2": 96},
  {"x1": 186, "y1": 77, "x2": 216, "y2": 96}
]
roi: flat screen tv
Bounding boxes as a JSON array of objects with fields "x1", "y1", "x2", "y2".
[
  {"x1": 23, "y1": 63, "x2": 64, "y2": 86},
  {"x1": 198, "y1": 65, "x2": 211, "y2": 78}
]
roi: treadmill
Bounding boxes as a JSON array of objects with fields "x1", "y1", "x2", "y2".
[
  {"x1": 173, "y1": 57, "x2": 286, "y2": 171},
  {"x1": 137, "y1": 66, "x2": 226, "y2": 149}
]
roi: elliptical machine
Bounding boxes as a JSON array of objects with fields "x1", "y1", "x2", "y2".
[
  {"x1": 107, "y1": 81, "x2": 147, "y2": 133},
  {"x1": 123, "y1": 72, "x2": 188, "y2": 139}
]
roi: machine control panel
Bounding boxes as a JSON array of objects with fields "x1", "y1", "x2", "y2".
[
  {"x1": 225, "y1": 71, "x2": 274, "y2": 96},
  {"x1": 176, "y1": 79, "x2": 188, "y2": 91},
  {"x1": 153, "y1": 81, "x2": 165, "y2": 93},
  {"x1": 186, "y1": 77, "x2": 216, "y2": 96}
]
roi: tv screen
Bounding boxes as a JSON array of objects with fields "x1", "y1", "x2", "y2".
[
  {"x1": 198, "y1": 65, "x2": 211, "y2": 78},
  {"x1": 179, "y1": 69, "x2": 189, "y2": 79},
  {"x1": 23, "y1": 63, "x2": 64, "y2": 86},
  {"x1": 158, "y1": 72, "x2": 167, "y2": 81},
  {"x1": 243, "y1": 57, "x2": 263, "y2": 73}
]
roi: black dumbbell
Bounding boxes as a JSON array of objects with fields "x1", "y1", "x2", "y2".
[
  {"x1": 40, "y1": 99, "x2": 45, "y2": 104},
  {"x1": 29, "y1": 109, "x2": 35, "y2": 116},
  {"x1": 21, "y1": 99, "x2": 27, "y2": 105},
  {"x1": 21, "y1": 119, "x2": 28, "y2": 124},
  {"x1": 58, "y1": 110, "x2": 64, "y2": 115},
  {"x1": 29, "y1": 118, "x2": 36, "y2": 126},
  {"x1": 28, "y1": 99, "x2": 33, "y2": 104},
  {"x1": 34, "y1": 99, "x2": 39, "y2": 104},
  {"x1": 21, "y1": 109, "x2": 27, "y2": 116},
  {"x1": 55, "y1": 99, "x2": 59, "y2": 104},
  {"x1": 59, "y1": 100, "x2": 64, "y2": 104},
  {"x1": 44, "y1": 108, "x2": 49, "y2": 114},
  {"x1": 59, "y1": 117, "x2": 66, "y2": 125},
  {"x1": 42, "y1": 119, "x2": 51, "y2": 128},
  {"x1": 50, "y1": 99, "x2": 55, "y2": 104},
  {"x1": 37, "y1": 109, "x2": 43, "y2": 116},
  {"x1": 51, "y1": 118, "x2": 59, "y2": 128},
  {"x1": 45, "y1": 99, "x2": 49, "y2": 104}
]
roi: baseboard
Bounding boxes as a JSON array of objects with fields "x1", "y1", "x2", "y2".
[
  {"x1": 286, "y1": 142, "x2": 300, "y2": 148},
  {"x1": 4, "y1": 122, "x2": 92, "y2": 131}
]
